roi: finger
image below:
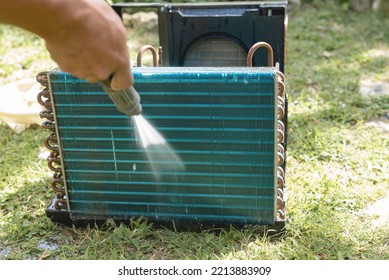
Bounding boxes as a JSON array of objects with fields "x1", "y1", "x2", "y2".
[
  {"x1": 110, "y1": 66, "x2": 133, "y2": 90},
  {"x1": 85, "y1": 76, "x2": 99, "y2": 83}
]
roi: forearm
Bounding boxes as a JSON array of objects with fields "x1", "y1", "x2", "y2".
[
  {"x1": 0, "y1": 0, "x2": 75, "y2": 40},
  {"x1": 0, "y1": 0, "x2": 132, "y2": 89}
]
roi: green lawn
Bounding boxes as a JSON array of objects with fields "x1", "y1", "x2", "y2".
[{"x1": 1, "y1": 2, "x2": 388, "y2": 260}]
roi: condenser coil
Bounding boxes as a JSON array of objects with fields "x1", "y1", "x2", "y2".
[{"x1": 39, "y1": 67, "x2": 285, "y2": 230}]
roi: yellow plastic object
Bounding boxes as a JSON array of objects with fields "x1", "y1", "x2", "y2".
[{"x1": 0, "y1": 79, "x2": 43, "y2": 133}]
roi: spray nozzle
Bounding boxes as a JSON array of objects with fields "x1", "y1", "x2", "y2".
[{"x1": 99, "y1": 79, "x2": 142, "y2": 117}]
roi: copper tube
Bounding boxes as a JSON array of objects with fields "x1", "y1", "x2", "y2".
[
  {"x1": 137, "y1": 45, "x2": 159, "y2": 67},
  {"x1": 246, "y1": 41, "x2": 274, "y2": 67}
]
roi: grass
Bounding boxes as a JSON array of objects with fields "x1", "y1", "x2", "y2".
[{"x1": 1, "y1": 1, "x2": 388, "y2": 260}]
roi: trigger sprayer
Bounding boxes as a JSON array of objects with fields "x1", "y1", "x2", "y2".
[{"x1": 99, "y1": 79, "x2": 142, "y2": 117}]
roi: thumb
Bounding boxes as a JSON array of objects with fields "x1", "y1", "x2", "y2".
[{"x1": 110, "y1": 66, "x2": 134, "y2": 90}]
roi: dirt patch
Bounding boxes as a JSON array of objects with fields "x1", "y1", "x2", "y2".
[
  {"x1": 365, "y1": 194, "x2": 389, "y2": 227},
  {"x1": 365, "y1": 112, "x2": 389, "y2": 134},
  {"x1": 359, "y1": 79, "x2": 389, "y2": 98}
]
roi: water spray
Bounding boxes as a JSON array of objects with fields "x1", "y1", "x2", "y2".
[{"x1": 99, "y1": 77, "x2": 184, "y2": 179}]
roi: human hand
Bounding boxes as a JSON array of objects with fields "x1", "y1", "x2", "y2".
[{"x1": 44, "y1": 0, "x2": 132, "y2": 90}]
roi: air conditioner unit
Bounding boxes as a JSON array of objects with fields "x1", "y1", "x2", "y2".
[
  {"x1": 38, "y1": 2, "x2": 287, "y2": 231},
  {"x1": 113, "y1": 1, "x2": 287, "y2": 71}
]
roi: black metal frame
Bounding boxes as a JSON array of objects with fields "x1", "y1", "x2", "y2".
[
  {"x1": 113, "y1": 1, "x2": 287, "y2": 72},
  {"x1": 46, "y1": 197, "x2": 285, "y2": 233}
]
